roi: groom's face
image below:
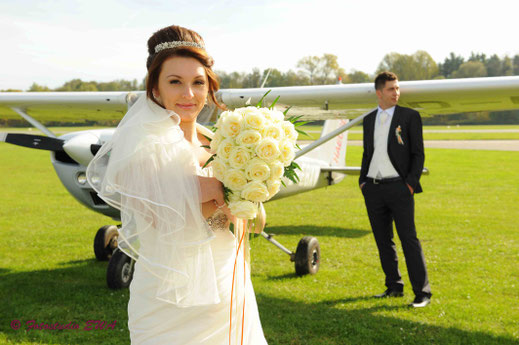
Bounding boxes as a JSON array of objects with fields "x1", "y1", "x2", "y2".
[{"x1": 376, "y1": 79, "x2": 400, "y2": 109}]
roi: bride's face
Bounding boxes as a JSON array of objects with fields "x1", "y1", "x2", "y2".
[{"x1": 154, "y1": 56, "x2": 209, "y2": 122}]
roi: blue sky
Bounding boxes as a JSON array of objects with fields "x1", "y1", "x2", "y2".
[{"x1": 1, "y1": 0, "x2": 518, "y2": 90}]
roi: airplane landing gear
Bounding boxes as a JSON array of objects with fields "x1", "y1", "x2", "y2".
[
  {"x1": 93, "y1": 225, "x2": 136, "y2": 289},
  {"x1": 107, "y1": 249, "x2": 135, "y2": 289},
  {"x1": 93, "y1": 225, "x2": 118, "y2": 261},
  {"x1": 294, "y1": 236, "x2": 320, "y2": 276},
  {"x1": 260, "y1": 232, "x2": 320, "y2": 276}
]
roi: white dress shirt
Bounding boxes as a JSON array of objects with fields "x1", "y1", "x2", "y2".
[{"x1": 367, "y1": 106, "x2": 400, "y2": 179}]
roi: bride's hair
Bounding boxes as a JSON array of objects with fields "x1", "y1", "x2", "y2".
[{"x1": 145, "y1": 25, "x2": 223, "y2": 109}]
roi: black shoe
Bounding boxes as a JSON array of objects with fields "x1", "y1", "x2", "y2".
[
  {"x1": 374, "y1": 289, "x2": 404, "y2": 298},
  {"x1": 409, "y1": 296, "x2": 431, "y2": 308}
]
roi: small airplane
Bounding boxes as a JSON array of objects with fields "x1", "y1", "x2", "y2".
[{"x1": 2, "y1": 76, "x2": 519, "y2": 288}]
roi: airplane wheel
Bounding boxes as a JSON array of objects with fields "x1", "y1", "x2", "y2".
[
  {"x1": 107, "y1": 249, "x2": 134, "y2": 289},
  {"x1": 93, "y1": 225, "x2": 118, "y2": 261},
  {"x1": 294, "y1": 236, "x2": 320, "y2": 276}
]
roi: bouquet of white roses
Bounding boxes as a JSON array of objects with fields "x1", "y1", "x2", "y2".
[{"x1": 204, "y1": 93, "x2": 304, "y2": 219}]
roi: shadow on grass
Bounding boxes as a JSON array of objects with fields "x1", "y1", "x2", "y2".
[
  {"x1": 2, "y1": 264, "x2": 517, "y2": 345},
  {"x1": 0, "y1": 261, "x2": 129, "y2": 345},
  {"x1": 256, "y1": 294, "x2": 519, "y2": 345},
  {"x1": 264, "y1": 225, "x2": 370, "y2": 238}
]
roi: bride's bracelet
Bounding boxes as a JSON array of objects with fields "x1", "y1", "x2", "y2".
[{"x1": 214, "y1": 200, "x2": 225, "y2": 209}]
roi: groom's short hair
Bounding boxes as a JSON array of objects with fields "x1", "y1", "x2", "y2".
[{"x1": 375, "y1": 71, "x2": 398, "y2": 90}]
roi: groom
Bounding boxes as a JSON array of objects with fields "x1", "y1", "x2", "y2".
[{"x1": 359, "y1": 71, "x2": 432, "y2": 308}]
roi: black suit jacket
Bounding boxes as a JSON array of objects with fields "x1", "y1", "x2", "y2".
[{"x1": 359, "y1": 105, "x2": 425, "y2": 193}]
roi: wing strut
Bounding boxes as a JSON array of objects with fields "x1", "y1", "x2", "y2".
[
  {"x1": 11, "y1": 107, "x2": 56, "y2": 138},
  {"x1": 295, "y1": 108, "x2": 376, "y2": 159}
]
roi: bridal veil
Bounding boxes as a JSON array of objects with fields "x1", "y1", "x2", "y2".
[{"x1": 86, "y1": 95, "x2": 219, "y2": 307}]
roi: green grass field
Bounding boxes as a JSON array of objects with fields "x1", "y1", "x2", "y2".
[{"x1": 0, "y1": 143, "x2": 518, "y2": 344}]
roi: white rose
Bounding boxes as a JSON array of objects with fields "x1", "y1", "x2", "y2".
[
  {"x1": 216, "y1": 138, "x2": 234, "y2": 161},
  {"x1": 210, "y1": 156, "x2": 228, "y2": 181},
  {"x1": 263, "y1": 124, "x2": 284, "y2": 141},
  {"x1": 215, "y1": 111, "x2": 230, "y2": 130},
  {"x1": 255, "y1": 138, "x2": 280, "y2": 162},
  {"x1": 224, "y1": 169, "x2": 248, "y2": 191},
  {"x1": 259, "y1": 108, "x2": 274, "y2": 122},
  {"x1": 279, "y1": 139, "x2": 295, "y2": 166},
  {"x1": 236, "y1": 129, "x2": 262, "y2": 148},
  {"x1": 266, "y1": 179, "x2": 281, "y2": 199},
  {"x1": 210, "y1": 131, "x2": 223, "y2": 154},
  {"x1": 269, "y1": 160, "x2": 285, "y2": 180},
  {"x1": 228, "y1": 190, "x2": 241, "y2": 203},
  {"x1": 243, "y1": 108, "x2": 265, "y2": 130},
  {"x1": 271, "y1": 110, "x2": 285, "y2": 123},
  {"x1": 281, "y1": 121, "x2": 298, "y2": 142},
  {"x1": 221, "y1": 111, "x2": 243, "y2": 138},
  {"x1": 241, "y1": 181, "x2": 269, "y2": 203},
  {"x1": 245, "y1": 158, "x2": 270, "y2": 181},
  {"x1": 229, "y1": 200, "x2": 258, "y2": 219},
  {"x1": 229, "y1": 146, "x2": 251, "y2": 169}
]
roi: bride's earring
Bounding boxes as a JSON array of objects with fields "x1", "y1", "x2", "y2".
[{"x1": 153, "y1": 92, "x2": 163, "y2": 104}]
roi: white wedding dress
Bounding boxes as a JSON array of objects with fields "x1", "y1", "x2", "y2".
[
  {"x1": 127, "y1": 165, "x2": 268, "y2": 345},
  {"x1": 86, "y1": 95, "x2": 267, "y2": 344}
]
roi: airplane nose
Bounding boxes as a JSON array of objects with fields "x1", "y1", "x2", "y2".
[{"x1": 63, "y1": 133, "x2": 100, "y2": 166}]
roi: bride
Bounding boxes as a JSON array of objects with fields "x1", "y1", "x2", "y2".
[{"x1": 87, "y1": 25, "x2": 268, "y2": 345}]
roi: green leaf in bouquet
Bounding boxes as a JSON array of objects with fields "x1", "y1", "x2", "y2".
[
  {"x1": 255, "y1": 90, "x2": 271, "y2": 108},
  {"x1": 282, "y1": 106, "x2": 292, "y2": 116},
  {"x1": 201, "y1": 134, "x2": 212, "y2": 142},
  {"x1": 223, "y1": 186, "x2": 232, "y2": 203},
  {"x1": 269, "y1": 95, "x2": 281, "y2": 110},
  {"x1": 202, "y1": 154, "x2": 215, "y2": 169},
  {"x1": 200, "y1": 145, "x2": 211, "y2": 149}
]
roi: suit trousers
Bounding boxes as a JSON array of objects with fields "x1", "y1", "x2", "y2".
[{"x1": 362, "y1": 180, "x2": 431, "y2": 298}]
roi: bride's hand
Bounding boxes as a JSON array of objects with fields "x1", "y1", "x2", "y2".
[{"x1": 198, "y1": 176, "x2": 225, "y2": 206}]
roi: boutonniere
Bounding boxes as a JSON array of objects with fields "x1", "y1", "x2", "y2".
[{"x1": 395, "y1": 125, "x2": 404, "y2": 145}]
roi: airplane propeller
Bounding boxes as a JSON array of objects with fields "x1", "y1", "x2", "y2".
[
  {"x1": 0, "y1": 133, "x2": 64, "y2": 151},
  {"x1": 1, "y1": 132, "x2": 103, "y2": 166}
]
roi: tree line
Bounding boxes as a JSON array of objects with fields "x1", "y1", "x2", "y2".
[{"x1": 3, "y1": 50, "x2": 519, "y2": 93}]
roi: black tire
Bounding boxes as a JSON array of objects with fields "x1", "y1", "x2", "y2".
[
  {"x1": 106, "y1": 249, "x2": 134, "y2": 289},
  {"x1": 93, "y1": 225, "x2": 118, "y2": 261},
  {"x1": 294, "y1": 236, "x2": 320, "y2": 276}
]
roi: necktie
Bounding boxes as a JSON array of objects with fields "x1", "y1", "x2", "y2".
[{"x1": 380, "y1": 111, "x2": 388, "y2": 125}]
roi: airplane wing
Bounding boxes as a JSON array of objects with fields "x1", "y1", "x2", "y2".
[
  {"x1": 1, "y1": 76, "x2": 519, "y2": 126},
  {"x1": 219, "y1": 76, "x2": 519, "y2": 119}
]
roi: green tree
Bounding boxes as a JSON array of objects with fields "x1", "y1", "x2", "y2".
[
  {"x1": 317, "y1": 54, "x2": 340, "y2": 84},
  {"x1": 514, "y1": 55, "x2": 519, "y2": 75},
  {"x1": 28, "y1": 83, "x2": 51, "y2": 92},
  {"x1": 485, "y1": 54, "x2": 502, "y2": 77},
  {"x1": 347, "y1": 70, "x2": 371, "y2": 83},
  {"x1": 56, "y1": 79, "x2": 98, "y2": 91},
  {"x1": 377, "y1": 50, "x2": 438, "y2": 80},
  {"x1": 451, "y1": 61, "x2": 487, "y2": 78},
  {"x1": 468, "y1": 52, "x2": 487, "y2": 64},
  {"x1": 439, "y1": 52, "x2": 464, "y2": 78},
  {"x1": 502, "y1": 56, "x2": 514, "y2": 76},
  {"x1": 242, "y1": 68, "x2": 262, "y2": 88},
  {"x1": 297, "y1": 56, "x2": 320, "y2": 84}
]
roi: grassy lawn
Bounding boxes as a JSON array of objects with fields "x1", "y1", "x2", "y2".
[{"x1": 0, "y1": 143, "x2": 518, "y2": 344}]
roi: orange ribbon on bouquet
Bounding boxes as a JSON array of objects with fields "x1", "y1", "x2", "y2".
[{"x1": 229, "y1": 219, "x2": 251, "y2": 345}]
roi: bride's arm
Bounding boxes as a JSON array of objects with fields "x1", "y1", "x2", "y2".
[
  {"x1": 201, "y1": 200, "x2": 219, "y2": 219},
  {"x1": 198, "y1": 176, "x2": 225, "y2": 205}
]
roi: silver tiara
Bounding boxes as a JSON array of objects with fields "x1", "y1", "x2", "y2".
[{"x1": 154, "y1": 41, "x2": 205, "y2": 53}]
